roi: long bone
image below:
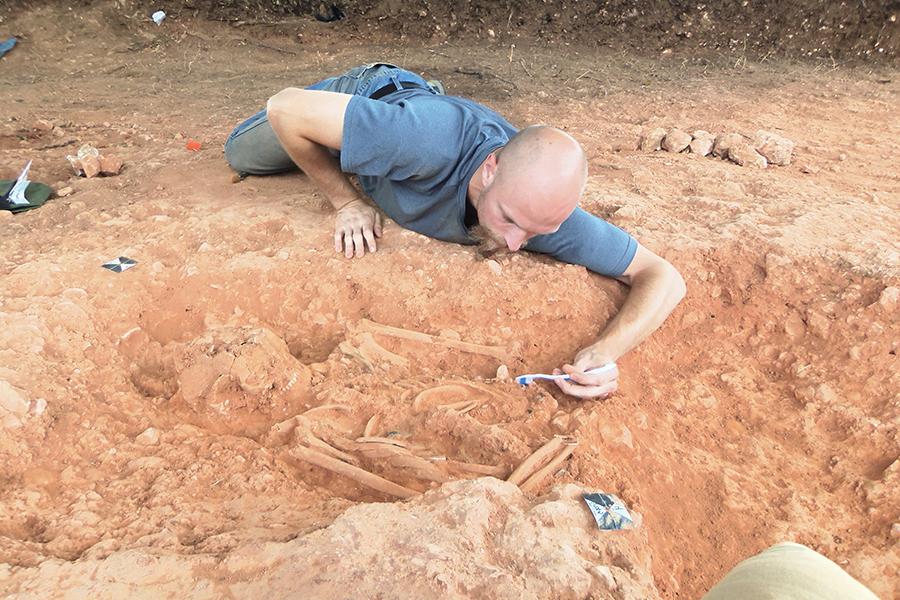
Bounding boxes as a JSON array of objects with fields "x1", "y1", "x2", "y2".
[
  {"x1": 357, "y1": 319, "x2": 509, "y2": 361},
  {"x1": 519, "y1": 439, "x2": 579, "y2": 493},
  {"x1": 506, "y1": 436, "x2": 570, "y2": 486},
  {"x1": 290, "y1": 444, "x2": 420, "y2": 499},
  {"x1": 354, "y1": 441, "x2": 450, "y2": 483}
]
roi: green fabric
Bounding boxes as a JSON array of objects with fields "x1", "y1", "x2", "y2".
[
  {"x1": 703, "y1": 542, "x2": 880, "y2": 600},
  {"x1": 0, "y1": 179, "x2": 54, "y2": 213}
]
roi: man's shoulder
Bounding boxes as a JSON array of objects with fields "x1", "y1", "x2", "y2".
[{"x1": 384, "y1": 91, "x2": 517, "y2": 132}]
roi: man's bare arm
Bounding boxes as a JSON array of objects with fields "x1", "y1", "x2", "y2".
[
  {"x1": 266, "y1": 88, "x2": 382, "y2": 258},
  {"x1": 554, "y1": 243, "x2": 686, "y2": 398}
]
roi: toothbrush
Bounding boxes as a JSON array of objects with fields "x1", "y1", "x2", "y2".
[{"x1": 515, "y1": 362, "x2": 617, "y2": 386}]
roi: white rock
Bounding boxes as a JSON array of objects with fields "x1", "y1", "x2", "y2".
[
  {"x1": 496, "y1": 365, "x2": 510, "y2": 380},
  {"x1": 753, "y1": 130, "x2": 794, "y2": 166},
  {"x1": 661, "y1": 128, "x2": 692, "y2": 153},
  {"x1": 639, "y1": 127, "x2": 666, "y2": 152},
  {"x1": 136, "y1": 427, "x2": 160, "y2": 445},
  {"x1": 689, "y1": 131, "x2": 715, "y2": 156},
  {"x1": 877, "y1": 286, "x2": 898, "y2": 312},
  {"x1": 728, "y1": 142, "x2": 768, "y2": 169},
  {"x1": 713, "y1": 133, "x2": 745, "y2": 158},
  {"x1": 0, "y1": 380, "x2": 29, "y2": 417}
]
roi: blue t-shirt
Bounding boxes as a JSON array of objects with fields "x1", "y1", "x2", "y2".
[{"x1": 340, "y1": 90, "x2": 637, "y2": 277}]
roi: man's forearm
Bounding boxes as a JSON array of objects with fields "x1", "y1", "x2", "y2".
[
  {"x1": 266, "y1": 89, "x2": 361, "y2": 211},
  {"x1": 588, "y1": 262, "x2": 686, "y2": 362},
  {"x1": 267, "y1": 116, "x2": 360, "y2": 211}
]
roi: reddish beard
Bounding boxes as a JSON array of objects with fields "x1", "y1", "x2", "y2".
[{"x1": 469, "y1": 224, "x2": 510, "y2": 258}]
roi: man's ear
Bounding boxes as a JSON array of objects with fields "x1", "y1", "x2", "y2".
[{"x1": 482, "y1": 152, "x2": 498, "y2": 186}]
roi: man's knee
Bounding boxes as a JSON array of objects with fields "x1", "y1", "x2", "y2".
[
  {"x1": 224, "y1": 113, "x2": 296, "y2": 176},
  {"x1": 265, "y1": 87, "x2": 304, "y2": 130}
]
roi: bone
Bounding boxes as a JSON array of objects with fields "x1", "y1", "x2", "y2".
[
  {"x1": 519, "y1": 439, "x2": 578, "y2": 493},
  {"x1": 357, "y1": 319, "x2": 509, "y2": 361},
  {"x1": 454, "y1": 400, "x2": 479, "y2": 415},
  {"x1": 440, "y1": 399, "x2": 480, "y2": 413},
  {"x1": 306, "y1": 435, "x2": 359, "y2": 464},
  {"x1": 506, "y1": 436, "x2": 568, "y2": 486},
  {"x1": 364, "y1": 414, "x2": 380, "y2": 437},
  {"x1": 338, "y1": 340, "x2": 375, "y2": 370},
  {"x1": 412, "y1": 384, "x2": 485, "y2": 414},
  {"x1": 290, "y1": 444, "x2": 419, "y2": 499},
  {"x1": 437, "y1": 457, "x2": 508, "y2": 478},
  {"x1": 356, "y1": 436, "x2": 409, "y2": 448},
  {"x1": 356, "y1": 332, "x2": 410, "y2": 367},
  {"x1": 355, "y1": 441, "x2": 450, "y2": 483}
]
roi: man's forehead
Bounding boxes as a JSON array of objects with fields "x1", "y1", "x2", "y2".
[{"x1": 499, "y1": 197, "x2": 566, "y2": 235}]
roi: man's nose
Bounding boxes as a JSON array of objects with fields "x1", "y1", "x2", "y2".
[{"x1": 505, "y1": 229, "x2": 527, "y2": 252}]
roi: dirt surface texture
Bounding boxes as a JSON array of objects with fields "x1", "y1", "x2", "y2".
[{"x1": 1, "y1": 2, "x2": 899, "y2": 599}]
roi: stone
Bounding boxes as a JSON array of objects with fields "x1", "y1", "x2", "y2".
[
  {"x1": 806, "y1": 311, "x2": 830, "y2": 337},
  {"x1": 661, "y1": 128, "x2": 692, "y2": 153},
  {"x1": 0, "y1": 380, "x2": 29, "y2": 417},
  {"x1": 57, "y1": 186, "x2": 74, "y2": 197},
  {"x1": 485, "y1": 259, "x2": 502, "y2": 276},
  {"x1": 495, "y1": 364, "x2": 510, "y2": 380},
  {"x1": 99, "y1": 154, "x2": 124, "y2": 175},
  {"x1": 815, "y1": 384, "x2": 838, "y2": 404},
  {"x1": 135, "y1": 427, "x2": 160, "y2": 445},
  {"x1": 689, "y1": 130, "x2": 715, "y2": 156},
  {"x1": 728, "y1": 142, "x2": 768, "y2": 168},
  {"x1": 753, "y1": 130, "x2": 794, "y2": 166},
  {"x1": 639, "y1": 127, "x2": 666, "y2": 152},
  {"x1": 614, "y1": 204, "x2": 639, "y2": 219},
  {"x1": 33, "y1": 119, "x2": 54, "y2": 131},
  {"x1": 799, "y1": 163, "x2": 818, "y2": 174},
  {"x1": 712, "y1": 133, "x2": 745, "y2": 158},
  {"x1": 877, "y1": 286, "x2": 898, "y2": 312},
  {"x1": 80, "y1": 155, "x2": 102, "y2": 178},
  {"x1": 783, "y1": 312, "x2": 806, "y2": 340}
]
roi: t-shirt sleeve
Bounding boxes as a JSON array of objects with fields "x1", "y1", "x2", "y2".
[
  {"x1": 524, "y1": 207, "x2": 638, "y2": 277},
  {"x1": 340, "y1": 95, "x2": 458, "y2": 181}
]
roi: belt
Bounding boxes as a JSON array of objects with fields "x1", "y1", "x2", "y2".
[{"x1": 369, "y1": 81, "x2": 423, "y2": 100}]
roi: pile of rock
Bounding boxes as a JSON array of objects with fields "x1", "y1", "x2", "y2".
[
  {"x1": 640, "y1": 127, "x2": 794, "y2": 169},
  {"x1": 65, "y1": 143, "x2": 124, "y2": 178}
]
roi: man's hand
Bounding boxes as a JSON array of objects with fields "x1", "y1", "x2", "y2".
[
  {"x1": 334, "y1": 198, "x2": 383, "y2": 258},
  {"x1": 554, "y1": 243, "x2": 685, "y2": 400},
  {"x1": 552, "y1": 347, "x2": 619, "y2": 399}
]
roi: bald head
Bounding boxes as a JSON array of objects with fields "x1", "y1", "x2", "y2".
[
  {"x1": 493, "y1": 125, "x2": 587, "y2": 227},
  {"x1": 468, "y1": 125, "x2": 588, "y2": 253}
]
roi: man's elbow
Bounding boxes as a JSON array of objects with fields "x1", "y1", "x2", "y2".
[{"x1": 668, "y1": 263, "x2": 687, "y2": 305}]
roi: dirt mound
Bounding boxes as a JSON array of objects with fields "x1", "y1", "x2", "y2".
[{"x1": 3, "y1": 479, "x2": 658, "y2": 599}]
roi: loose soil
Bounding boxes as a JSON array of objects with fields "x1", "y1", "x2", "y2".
[{"x1": 0, "y1": 2, "x2": 898, "y2": 599}]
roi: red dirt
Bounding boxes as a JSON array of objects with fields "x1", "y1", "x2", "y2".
[{"x1": 0, "y1": 3, "x2": 898, "y2": 598}]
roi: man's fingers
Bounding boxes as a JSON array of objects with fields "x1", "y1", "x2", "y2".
[
  {"x1": 363, "y1": 227, "x2": 377, "y2": 253},
  {"x1": 334, "y1": 230, "x2": 343, "y2": 254},
  {"x1": 374, "y1": 213, "x2": 383, "y2": 238},
  {"x1": 554, "y1": 377, "x2": 617, "y2": 399},
  {"x1": 343, "y1": 231, "x2": 354, "y2": 258},
  {"x1": 352, "y1": 230, "x2": 365, "y2": 258},
  {"x1": 562, "y1": 363, "x2": 618, "y2": 386}
]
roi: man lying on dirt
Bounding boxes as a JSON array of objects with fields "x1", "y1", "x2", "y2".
[{"x1": 224, "y1": 63, "x2": 686, "y2": 400}]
